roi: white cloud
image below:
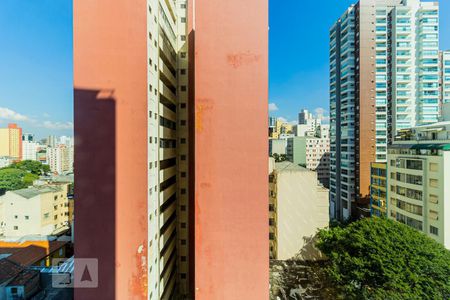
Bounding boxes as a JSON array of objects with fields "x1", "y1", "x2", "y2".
[
  {"x1": 314, "y1": 107, "x2": 326, "y2": 116},
  {"x1": 314, "y1": 107, "x2": 330, "y2": 124},
  {"x1": 0, "y1": 107, "x2": 29, "y2": 121},
  {"x1": 41, "y1": 121, "x2": 73, "y2": 130},
  {"x1": 268, "y1": 103, "x2": 279, "y2": 112}
]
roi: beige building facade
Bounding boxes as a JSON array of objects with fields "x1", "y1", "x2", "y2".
[
  {"x1": 269, "y1": 161, "x2": 329, "y2": 260},
  {"x1": 0, "y1": 184, "x2": 70, "y2": 239}
]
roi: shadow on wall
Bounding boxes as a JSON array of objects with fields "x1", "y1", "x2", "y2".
[
  {"x1": 74, "y1": 88, "x2": 116, "y2": 299},
  {"x1": 293, "y1": 233, "x2": 327, "y2": 262}
]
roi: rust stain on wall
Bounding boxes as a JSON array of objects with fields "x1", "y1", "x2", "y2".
[
  {"x1": 195, "y1": 99, "x2": 213, "y2": 133},
  {"x1": 128, "y1": 242, "x2": 148, "y2": 299},
  {"x1": 227, "y1": 52, "x2": 261, "y2": 68}
]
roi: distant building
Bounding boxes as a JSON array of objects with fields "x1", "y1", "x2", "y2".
[
  {"x1": 387, "y1": 103, "x2": 450, "y2": 249},
  {"x1": 22, "y1": 134, "x2": 34, "y2": 142},
  {"x1": 47, "y1": 145, "x2": 72, "y2": 174},
  {"x1": 269, "y1": 161, "x2": 329, "y2": 260},
  {"x1": 22, "y1": 141, "x2": 41, "y2": 161},
  {"x1": 270, "y1": 119, "x2": 295, "y2": 139},
  {"x1": 441, "y1": 50, "x2": 450, "y2": 104},
  {"x1": 286, "y1": 136, "x2": 330, "y2": 187},
  {"x1": 47, "y1": 136, "x2": 57, "y2": 148},
  {"x1": 269, "y1": 139, "x2": 287, "y2": 156},
  {"x1": 370, "y1": 162, "x2": 387, "y2": 217},
  {"x1": 0, "y1": 184, "x2": 71, "y2": 238},
  {"x1": 0, "y1": 124, "x2": 22, "y2": 161}
]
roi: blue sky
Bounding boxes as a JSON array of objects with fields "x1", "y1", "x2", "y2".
[
  {"x1": 0, "y1": 0, "x2": 72, "y2": 139},
  {"x1": 0, "y1": 0, "x2": 448, "y2": 137},
  {"x1": 270, "y1": 0, "x2": 450, "y2": 123}
]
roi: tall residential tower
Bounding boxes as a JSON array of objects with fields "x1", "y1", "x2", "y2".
[
  {"x1": 330, "y1": 0, "x2": 439, "y2": 220},
  {"x1": 74, "y1": 0, "x2": 268, "y2": 299}
]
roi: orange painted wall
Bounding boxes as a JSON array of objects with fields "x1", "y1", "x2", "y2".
[
  {"x1": 190, "y1": 0, "x2": 269, "y2": 298},
  {"x1": 73, "y1": 0, "x2": 148, "y2": 299}
]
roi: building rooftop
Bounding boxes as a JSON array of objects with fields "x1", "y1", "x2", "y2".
[
  {"x1": 275, "y1": 162, "x2": 308, "y2": 173},
  {"x1": 0, "y1": 241, "x2": 68, "y2": 266},
  {"x1": 6, "y1": 268, "x2": 39, "y2": 286},
  {"x1": 11, "y1": 185, "x2": 63, "y2": 199},
  {"x1": 0, "y1": 258, "x2": 23, "y2": 284}
]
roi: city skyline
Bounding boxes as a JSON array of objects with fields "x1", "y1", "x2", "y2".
[{"x1": 1, "y1": 1, "x2": 449, "y2": 135}]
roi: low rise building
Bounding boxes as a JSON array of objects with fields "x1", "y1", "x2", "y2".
[
  {"x1": 0, "y1": 184, "x2": 71, "y2": 238},
  {"x1": 370, "y1": 162, "x2": 387, "y2": 217},
  {"x1": 286, "y1": 136, "x2": 330, "y2": 187},
  {"x1": 387, "y1": 103, "x2": 450, "y2": 249},
  {"x1": 269, "y1": 161, "x2": 329, "y2": 260}
]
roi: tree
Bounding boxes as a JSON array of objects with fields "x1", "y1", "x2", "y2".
[
  {"x1": 0, "y1": 168, "x2": 39, "y2": 192},
  {"x1": 8, "y1": 160, "x2": 50, "y2": 175},
  {"x1": 316, "y1": 217, "x2": 450, "y2": 299}
]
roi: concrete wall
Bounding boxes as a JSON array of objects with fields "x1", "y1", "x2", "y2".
[
  {"x1": 73, "y1": 0, "x2": 148, "y2": 298},
  {"x1": 276, "y1": 168, "x2": 329, "y2": 260},
  {"x1": 190, "y1": 0, "x2": 269, "y2": 298}
]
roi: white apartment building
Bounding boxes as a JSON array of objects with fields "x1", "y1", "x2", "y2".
[
  {"x1": 287, "y1": 136, "x2": 331, "y2": 187},
  {"x1": 269, "y1": 161, "x2": 329, "y2": 260},
  {"x1": 330, "y1": 0, "x2": 440, "y2": 221},
  {"x1": 441, "y1": 50, "x2": 450, "y2": 104},
  {"x1": 46, "y1": 145, "x2": 72, "y2": 174},
  {"x1": 0, "y1": 184, "x2": 70, "y2": 238},
  {"x1": 22, "y1": 141, "x2": 41, "y2": 161},
  {"x1": 146, "y1": 1, "x2": 189, "y2": 297},
  {"x1": 387, "y1": 104, "x2": 450, "y2": 249}
]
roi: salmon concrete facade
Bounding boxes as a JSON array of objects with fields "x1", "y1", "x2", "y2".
[
  {"x1": 189, "y1": 0, "x2": 269, "y2": 298},
  {"x1": 74, "y1": 0, "x2": 268, "y2": 299}
]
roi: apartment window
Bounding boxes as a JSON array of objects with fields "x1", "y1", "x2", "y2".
[
  {"x1": 181, "y1": 256, "x2": 187, "y2": 262},
  {"x1": 180, "y1": 120, "x2": 186, "y2": 126},
  {"x1": 180, "y1": 52, "x2": 187, "y2": 58},
  {"x1": 180, "y1": 205, "x2": 186, "y2": 211},
  {"x1": 180, "y1": 155, "x2": 186, "y2": 161},
  {"x1": 429, "y1": 163, "x2": 438, "y2": 172},
  {"x1": 429, "y1": 210, "x2": 439, "y2": 220},
  {"x1": 180, "y1": 138, "x2": 186, "y2": 144},
  {"x1": 180, "y1": 69, "x2": 186, "y2": 75},
  {"x1": 181, "y1": 172, "x2": 187, "y2": 178},
  {"x1": 44, "y1": 213, "x2": 49, "y2": 219},
  {"x1": 181, "y1": 17, "x2": 186, "y2": 23},
  {"x1": 149, "y1": 84, "x2": 153, "y2": 92},
  {"x1": 54, "y1": 196, "x2": 58, "y2": 200},
  {"x1": 181, "y1": 3, "x2": 186, "y2": 9},
  {"x1": 181, "y1": 239, "x2": 187, "y2": 245},
  {"x1": 54, "y1": 215, "x2": 58, "y2": 220},
  {"x1": 14, "y1": 215, "x2": 18, "y2": 219},
  {"x1": 181, "y1": 273, "x2": 187, "y2": 279},
  {"x1": 180, "y1": 35, "x2": 186, "y2": 41},
  {"x1": 429, "y1": 179, "x2": 438, "y2": 188},
  {"x1": 13, "y1": 226, "x2": 18, "y2": 230},
  {"x1": 148, "y1": 32, "x2": 152, "y2": 40},
  {"x1": 180, "y1": 103, "x2": 186, "y2": 109},
  {"x1": 181, "y1": 188, "x2": 186, "y2": 195},
  {"x1": 154, "y1": 40, "x2": 157, "y2": 47},
  {"x1": 25, "y1": 216, "x2": 29, "y2": 220},
  {"x1": 181, "y1": 223, "x2": 187, "y2": 229},
  {"x1": 149, "y1": 137, "x2": 153, "y2": 143},
  {"x1": 181, "y1": 85, "x2": 187, "y2": 92},
  {"x1": 149, "y1": 111, "x2": 152, "y2": 118},
  {"x1": 429, "y1": 194, "x2": 438, "y2": 204},
  {"x1": 430, "y1": 226, "x2": 439, "y2": 236}
]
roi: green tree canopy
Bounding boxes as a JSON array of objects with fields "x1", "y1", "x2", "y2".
[
  {"x1": 317, "y1": 217, "x2": 450, "y2": 299},
  {"x1": 7, "y1": 160, "x2": 50, "y2": 175},
  {"x1": 0, "y1": 168, "x2": 39, "y2": 193}
]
